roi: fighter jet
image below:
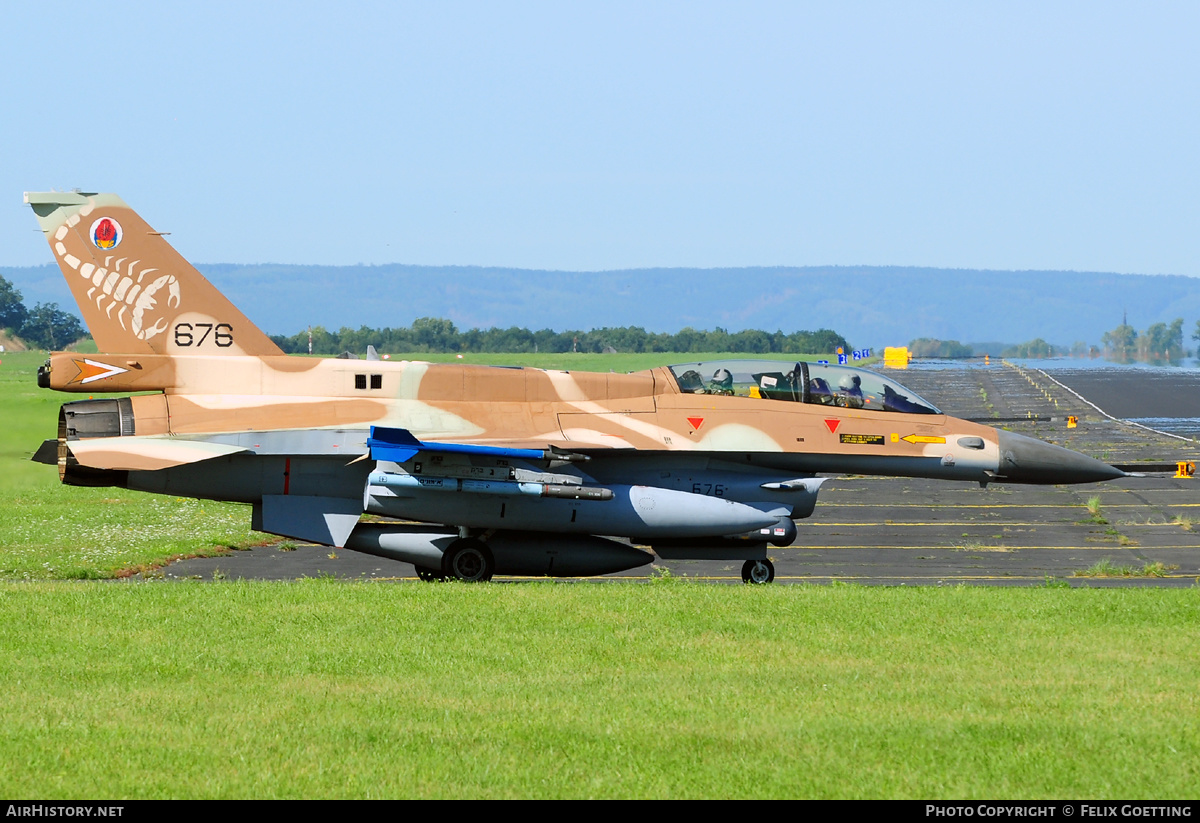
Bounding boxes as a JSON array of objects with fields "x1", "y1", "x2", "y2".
[{"x1": 26, "y1": 192, "x2": 1125, "y2": 583}]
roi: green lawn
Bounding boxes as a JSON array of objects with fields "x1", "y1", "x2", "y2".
[
  {"x1": 0, "y1": 352, "x2": 261, "y2": 578},
  {"x1": 2, "y1": 581, "x2": 1197, "y2": 799}
]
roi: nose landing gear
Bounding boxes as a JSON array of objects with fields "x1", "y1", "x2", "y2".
[{"x1": 741, "y1": 558, "x2": 775, "y2": 584}]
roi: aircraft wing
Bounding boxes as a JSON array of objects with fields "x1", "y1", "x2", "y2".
[
  {"x1": 172, "y1": 427, "x2": 622, "y2": 460},
  {"x1": 37, "y1": 426, "x2": 620, "y2": 473}
]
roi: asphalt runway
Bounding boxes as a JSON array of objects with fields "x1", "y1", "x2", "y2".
[
  {"x1": 151, "y1": 362, "x2": 1200, "y2": 587},
  {"x1": 1032, "y1": 368, "x2": 1200, "y2": 420}
]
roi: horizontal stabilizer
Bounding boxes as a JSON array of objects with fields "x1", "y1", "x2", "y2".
[
  {"x1": 173, "y1": 428, "x2": 369, "y2": 457},
  {"x1": 32, "y1": 439, "x2": 58, "y2": 466},
  {"x1": 66, "y1": 437, "x2": 249, "y2": 471}
]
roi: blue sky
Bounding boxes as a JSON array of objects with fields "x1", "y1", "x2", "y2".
[{"x1": 3, "y1": 1, "x2": 1198, "y2": 275}]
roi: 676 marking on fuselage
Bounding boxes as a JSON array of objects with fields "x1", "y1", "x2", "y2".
[{"x1": 173, "y1": 323, "x2": 234, "y2": 348}]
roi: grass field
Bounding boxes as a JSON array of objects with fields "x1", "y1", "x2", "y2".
[
  {"x1": 3, "y1": 581, "x2": 1197, "y2": 799},
  {"x1": 2, "y1": 348, "x2": 1198, "y2": 799},
  {"x1": 0, "y1": 352, "x2": 261, "y2": 579}
]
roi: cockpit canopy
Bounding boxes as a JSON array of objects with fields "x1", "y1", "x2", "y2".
[{"x1": 668, "y1": 359, "x2": 941, "y2": 415}]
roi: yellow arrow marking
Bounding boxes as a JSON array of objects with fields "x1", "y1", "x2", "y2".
[{"x1": 901, "y1": 434, "x2": 946, "y2": 444}]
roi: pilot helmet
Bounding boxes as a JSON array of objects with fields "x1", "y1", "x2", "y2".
[
  {"x1": 838, "y1": 373, "x2": 862, "y2": 391},
  {"x1": 712, "y1": 368, "x2": 733, "y2": 391},
  {"x1": 677, "y1": 369, "x2": 704, "y2": 391}
]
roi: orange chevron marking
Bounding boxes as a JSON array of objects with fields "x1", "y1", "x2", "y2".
[{"x1": 72, "y1": 359, "x2": 128, "y2": 384}]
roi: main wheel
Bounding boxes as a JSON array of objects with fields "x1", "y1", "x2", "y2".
[
  {"x1": 442, "y1": 539, "x2": 495, "y2": 582},
  {"x1": 741, "y1": 558, "x2": 775, "y2": 584},
  {"x1": 415, "y1": 566, "x2": 443, "y2": 582}
]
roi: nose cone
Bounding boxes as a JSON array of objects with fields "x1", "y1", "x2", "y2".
[{"x1": 997, "y1": 430, "x2": 1126, "y2": 484}]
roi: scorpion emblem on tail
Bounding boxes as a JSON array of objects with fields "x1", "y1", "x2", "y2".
[{"x1": 25, "y1": 191, "x2": 281, "y2": 357}]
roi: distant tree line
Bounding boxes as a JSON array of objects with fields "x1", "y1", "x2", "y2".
[
  {"x1": 908, "y1": 338, "x2": 974, "y2": 358},
  {"x1": 270, "y1": 318, "x2": 851, "y2": 356},
  {"x1": 907, "y1": 336, "x2": 1110, "y2": 359},
  {"x1": 1002, "y1": 338, "x2": 1061, "y2": 358},
  {"x1": 1101, "y1": 318, "x2": 1189, "y2": 362},
  {"x1": 0, "y1": 275, "x2": 85, "y2": 350}
]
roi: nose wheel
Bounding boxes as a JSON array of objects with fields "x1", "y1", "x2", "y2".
[{"x1": 741, "y1": 558, "x2": 775, "y2": 584}]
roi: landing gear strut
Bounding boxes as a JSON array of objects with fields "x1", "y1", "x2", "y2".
[
  {"x1": 442, "y1": 538, "x2": 496, "y2": 582},
  {"x1": 741, "y1": 558, "x2": 775, "y2": 584}
]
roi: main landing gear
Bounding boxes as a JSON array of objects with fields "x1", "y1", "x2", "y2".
[
  {"x1": 415, "y1": 538, "x2": 497, "y2": 582},
  {"x1": 418, "y1": 536, "x2": 770, "y2": 585},
  {"x1": 440, "y1": 538, "x2": 496, "y2": 582},
  {"x1": 741, "y1": 558, "x2": 775, "y2": 584},
  {"x1": 415, "y1": 538, "x2": 496, "y2": 582}
]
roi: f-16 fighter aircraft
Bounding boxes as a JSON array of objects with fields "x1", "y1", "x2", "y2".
[{"x1": 26, "y1": 192, "x2": 1125, "y2": 583}]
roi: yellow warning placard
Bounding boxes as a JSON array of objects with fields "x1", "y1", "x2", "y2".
[{"x1": 840, "y1": 433, "x2": 885, "y2": 446}]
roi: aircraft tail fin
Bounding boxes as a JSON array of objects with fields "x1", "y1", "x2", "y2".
[{"x1": 25, "y1": 192, "x2": 282, "y2": 356}]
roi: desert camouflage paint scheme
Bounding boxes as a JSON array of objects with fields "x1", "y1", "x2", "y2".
[{"x1": 27, "y1": 192, "x2": 1124, "y2": 583}]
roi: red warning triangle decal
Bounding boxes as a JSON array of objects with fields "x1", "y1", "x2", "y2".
[
  {"x1": 687, "y1": 417, "x2": 705, "y2": 430},
  {"x1": 824, "y1": 418, "x2": 841, "y2": 434}
]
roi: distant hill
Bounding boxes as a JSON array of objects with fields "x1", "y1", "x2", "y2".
[
  {"x1": 0, "y1": 331, "x2": 27, "y2": 352},
  {"x1": 5, "y1": 263, "x2": 1200, "y2": 350}
]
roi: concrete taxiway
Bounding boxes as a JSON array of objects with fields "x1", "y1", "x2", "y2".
[{"x1": 152, "y1": 361, "x2": 1200, "y2": 586}]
